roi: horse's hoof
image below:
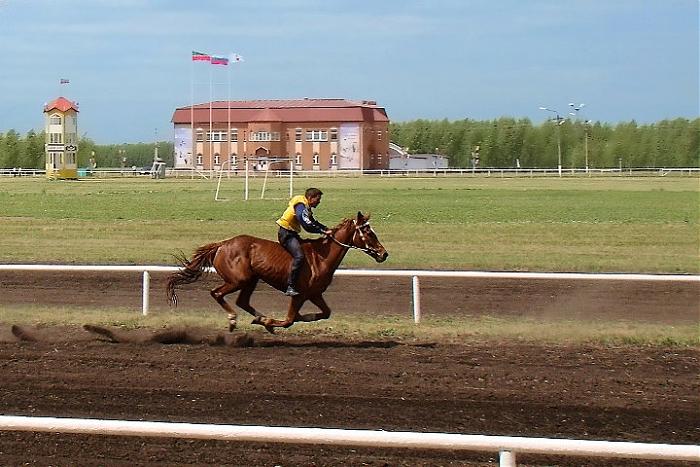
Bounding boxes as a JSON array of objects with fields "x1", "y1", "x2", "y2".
[
  {"x1": 228, "y1": 321, "x2": 237, "y2": 332},
  {"x1": 251, "y1": 316, "x2": 262, "y2": 325},
  {"x1": 264, "y1": 325, "x2": 276, "y2": 335}
]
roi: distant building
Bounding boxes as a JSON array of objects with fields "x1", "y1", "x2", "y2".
[
  {"x1": 171, "y1": 98, "x2": 390, "y2": 171},
  {"x1": 44, "y1": 96, "x2": 79, "y2": 179},
  {"x1": 388, "y1": 143, "x2": 449, "y2": 170}
]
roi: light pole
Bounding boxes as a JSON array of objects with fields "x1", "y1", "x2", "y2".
[
  {"x1": 539, "y1": 106, "x2": 565, "y2": 176},
  {"x1": 569, "y1": 103, "x2": 591, "y2": 174}
]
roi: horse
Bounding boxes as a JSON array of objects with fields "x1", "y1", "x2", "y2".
[{"x1": 166, "y1": 211, "x2": 388, "y2": 333}]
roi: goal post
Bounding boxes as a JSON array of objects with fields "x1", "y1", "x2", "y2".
[
  {"x1": 214, "y1": 156, "x2": 293, "y2": 201},
  {"x1": 245, "y1": 157, "x2": 294, "y2": 201}
]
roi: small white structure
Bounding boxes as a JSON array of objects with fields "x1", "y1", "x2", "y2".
[{"x1": 389, "y1": 142, "x2": 448, "y2": 170}]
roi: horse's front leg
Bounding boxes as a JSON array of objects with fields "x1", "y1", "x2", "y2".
[
  {"x1": 253, "y1": 296, "x2": 305, "y2": 333},
  {"x1": 298, "y1": 294, "x2": 332, "y2": 322}
]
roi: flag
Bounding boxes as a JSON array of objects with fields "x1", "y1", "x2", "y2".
[
  {"x1": 231, "y1": 53, "x2": 244, "y2": 63},
  {"x1": 210, "y1": 55, "x2": 229, "y2": 65},
  {"x1": 192, "y1": 50, "x2": 210, "y2": 61},
  {"x1": 60, "y1": 78, "x2": 70, "y2": 84}
]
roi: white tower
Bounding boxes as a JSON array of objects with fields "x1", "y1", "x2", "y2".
[{"x1": 44, "y1": 96, "x2": 79, "y2": 179}]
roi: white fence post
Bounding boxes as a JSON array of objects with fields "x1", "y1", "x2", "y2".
[
  {"x1": 412, "y1": 275, "x2": 421, "y2": 324},
  {"x1": 142, "y1": 271, "x2": 150, "y2": 316},
  {"x1": 499, "y1": 449, "x2": 516, "y2": 466}
]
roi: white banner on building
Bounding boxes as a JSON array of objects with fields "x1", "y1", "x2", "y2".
[
  {"x1": 174, "y1": 125, "x2": 192, "y2": 168},
  {"x1": 338, "y1": 123, "x2": 360, "y2": 169}
]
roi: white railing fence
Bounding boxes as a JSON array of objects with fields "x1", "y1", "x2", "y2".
[
  {"x1": 0, "y1": 416, "x2": 697, "y2": 466},
  {"x1": 1, "y1": 167, "x2": 699, "y2": 178},
  {"x1": 1, "y1": 264, "x2": 698, "y2": 319}
]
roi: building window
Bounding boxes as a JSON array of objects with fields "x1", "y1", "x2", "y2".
[
  {"x1": 330, "y1": 128, "x2": 338, "y2": 141},
  {"x1": 209, "y1": 131, "x2": 227, "y2": 142},
  {"x1": 230, "y1": 128, "x2": 238, "y2": 142},
  {"x1": 196, "y1": 130, "x2": 204, "y2": 142},
  {"x1": 49, "y1": 133, "x2": 62, "y2": 143},
  {"x1": 230, "y1": 153, "x2": 237, "y2": 167},
  {"x1": 206, "y1": 131, "x2": 227, "y2": 142},
  {"x1": 313, "y1": 153, "x2": 319, "y2": 165},
  {"x1": 295, "y1": 152, "x2": 302, "y2": 164},
  {"x1": 214, "y1": 153, "x2": 220, "y2": 165},
  {"x1": 377, "y1": 130, "x2": 382, "y2": 141},
  {"x1": 331, "y1": 152, "x2": 337, "y2": 165},
  {"x1": 250, "y1": 131, "x2": 281, "y2": 142},
  {"x1": 306, "y1": 130, "x2": 328, "y2": 142},
  {"x1": 49, "y1": 152, "x2": 60, "y2": 168},
  {"x1": 65, "y1": 133, "x2": 76, "y2": 144},
  {"x1": 49, "y1": 114, "x2": 62, "y2": 125},
  {"x1": 295, "y1": 128, "x2": 302, "y2": 142},
  {"x1": 196, "y1": 153, "x2": 203, "y2": 165}
]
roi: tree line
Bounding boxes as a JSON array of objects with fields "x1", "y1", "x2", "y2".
[
  {"x1": 1, "y1": 117, "x2": 697, "y2": 169},
  {"x1": 0, "y1": 130, "x2": 174, "y2": 170},
  {"x1": 390, "y1": 117, "x2": 699, "y2": 168}
]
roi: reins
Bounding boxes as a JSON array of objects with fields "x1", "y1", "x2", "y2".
[{"x1": 327, "y1": 219, "x2": 376, "y2": 255}]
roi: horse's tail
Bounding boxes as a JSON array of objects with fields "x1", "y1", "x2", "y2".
[{"x1": 166, "y1": 242, "x2": 222, "y2": 307}]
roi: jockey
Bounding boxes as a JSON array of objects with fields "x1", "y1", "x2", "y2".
[{"x1": 276, "y1": 187, "x2": 333, "y2": 296}]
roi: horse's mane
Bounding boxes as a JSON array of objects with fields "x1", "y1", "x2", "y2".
[{"x1": 300, "y1": 217, "x2": 358, "y2": 244}]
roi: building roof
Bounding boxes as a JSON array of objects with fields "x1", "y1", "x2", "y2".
[
  {"x1": 44, "y1": 96, "x2": 79, "y2": 113},
  {"x1": 172, "y1": 98, "x2": 389, "y2": 125}
]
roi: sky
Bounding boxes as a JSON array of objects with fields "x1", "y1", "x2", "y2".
[{"x1": 0, "y1": 0, "x2": 698, "y2": 144}]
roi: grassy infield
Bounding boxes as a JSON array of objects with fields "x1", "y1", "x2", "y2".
[{"x1": 1, "y1": 175, "x2": 698, "y2": 345}]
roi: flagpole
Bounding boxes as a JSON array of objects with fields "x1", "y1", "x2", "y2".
[
  {"x1": 227, "y1": 58, "x2": 231, "y2": 176},
  {"x1": 209, "y1": 61, "x2": 213, "y2": 174},
  {"x1": 190, "y1": 55, "x2": 194, "y2": 170}
]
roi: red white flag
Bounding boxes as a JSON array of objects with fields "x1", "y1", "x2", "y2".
[
  {"x1": 192, "y1": 50, "x2": 210, "y2": 61},
  {"x1": 210, "y1": 55, "x2": 229, "y2": 65}
]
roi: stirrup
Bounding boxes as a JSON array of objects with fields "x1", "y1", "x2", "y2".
[{"x1": 284, "y1": 286, "x2": 300, "y2": 296}]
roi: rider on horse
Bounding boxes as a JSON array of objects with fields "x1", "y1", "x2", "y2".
[{"x1": 276, "y1": 187, "x2": 333, "y2": 296}]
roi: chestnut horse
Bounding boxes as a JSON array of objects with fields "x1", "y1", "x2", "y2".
[{"x1": 166, "y1": 212, "x2": 388, "y2": 333}]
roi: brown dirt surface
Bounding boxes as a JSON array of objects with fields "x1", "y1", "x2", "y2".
[{"x1": 0, "y1": 271, "x2": 699, "y2": 466}]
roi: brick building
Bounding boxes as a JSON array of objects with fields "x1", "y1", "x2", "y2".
[{"x1": 171, "y1": 98, "x2": 389, "y2": 171}]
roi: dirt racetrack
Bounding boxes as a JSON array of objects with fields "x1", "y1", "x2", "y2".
[{"x1": 1, "y1": 271, "x2": 699, "y2": 466}]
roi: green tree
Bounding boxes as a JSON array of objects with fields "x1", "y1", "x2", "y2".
[
  {"x1": 24, "y1": 130, "x2": 44, "y2": 169},
  {"x1": 1, "y1": 129, "x2": 21, "y2": 168}
]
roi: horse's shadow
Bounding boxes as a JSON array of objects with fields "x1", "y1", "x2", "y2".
[{"x1": 78, "y1": 324, "x2": 435, "y2": 349}]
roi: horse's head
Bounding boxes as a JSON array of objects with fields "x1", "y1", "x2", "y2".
[{"x1": 347, "y1": 211, "x2": 388, "y2": 263}]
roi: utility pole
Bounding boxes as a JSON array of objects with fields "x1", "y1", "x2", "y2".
[{"x1": 539, "y1": 106, "x2": 565, "y2": 177}]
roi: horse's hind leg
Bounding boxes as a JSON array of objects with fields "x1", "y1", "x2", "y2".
[
  {"x1": 235, "y1": 278, "x2": 265, "y2": 321},
  {"x1": 210, "y1": 282, "x2": 241, "y2": 332}
]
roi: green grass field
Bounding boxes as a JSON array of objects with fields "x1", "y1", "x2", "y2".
[{"x1": 1, "y1": 175, "x2": 698, "y2": 272}]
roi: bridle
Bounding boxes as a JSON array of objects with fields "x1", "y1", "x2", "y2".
[{"x1": 327, "y1": 219, "x2": 382, "y2": 257}]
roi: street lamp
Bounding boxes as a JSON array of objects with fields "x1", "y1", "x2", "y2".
[
  {"x1": 569, "y1": 103, "x2": 592, "y2": 174},
  {"x1": 539, "y1": 106, "x2": 565, "y2": 176}
]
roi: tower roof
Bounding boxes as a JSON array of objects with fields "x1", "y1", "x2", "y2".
[{"x1": 44, "y1": 96, "x2": 79, "y2": 113}]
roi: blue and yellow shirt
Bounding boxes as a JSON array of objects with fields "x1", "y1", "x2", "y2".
[{"x1": 276, "y1": 194, "x2": 328, "y2": 234}]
